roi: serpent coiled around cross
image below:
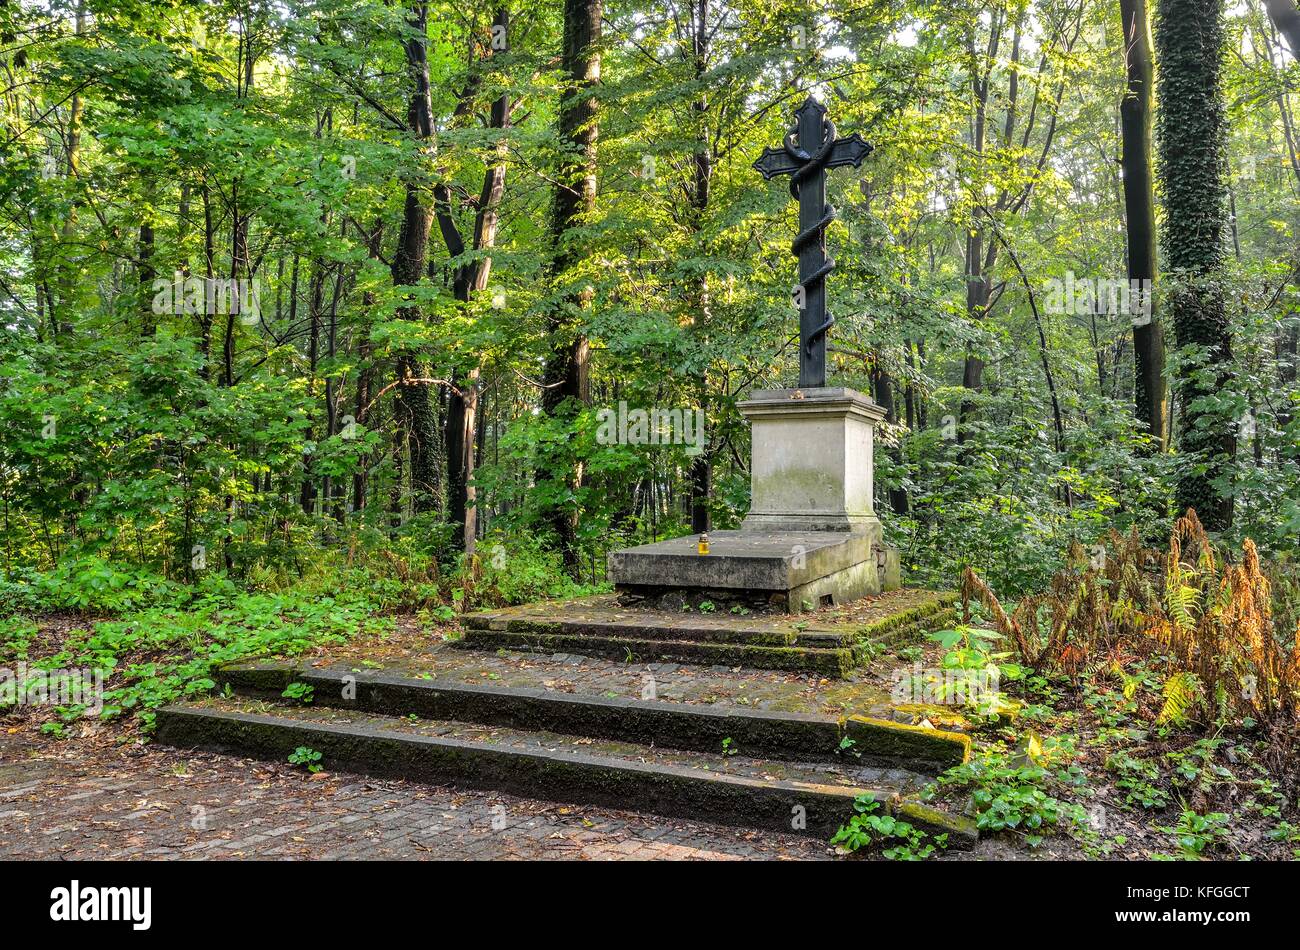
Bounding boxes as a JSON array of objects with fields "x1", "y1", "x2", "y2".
[
  {"x1": 753, "y1": 97, "x2": 871, "y2": 388},
  {"x1": 783, "y1": 116, "x2": 839, "y2": 357}
]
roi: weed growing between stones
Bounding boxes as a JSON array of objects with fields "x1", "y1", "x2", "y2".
[
  {"x1": 831, "y1": 795, "x2": 949, "y2": 860},
  {"x1": 287, "y1": 746, "x2": 324, "y2": 774},
  {"x1": 282, "y1": 681, "x2": 315, "y2": 704}
]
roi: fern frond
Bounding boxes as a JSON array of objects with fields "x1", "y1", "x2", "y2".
[{"x1": 1157, "y1": 672, "x2": 1203, "y2": 726}]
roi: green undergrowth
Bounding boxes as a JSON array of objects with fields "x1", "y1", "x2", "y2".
[
  {"x1": 1, "y1": 564, "x2": 399, "y2": 737},
  {"x1": 921, "y1": 673, "x2": 1295, "y2": 860},
  {"x1": 1, "y1": 528, "x2": 604, "y2": 618},
  {"x1": 831, "y1": 794, "x2": 949, "y2": 860},
  {"x1": 929, "y1": 739, "x2": 1089, "y2": 847},
  {"x1": 2, "y1": 537, "x2": 605, "y2": 739},
  {"x1": 835, "y1": 602, "x2": 1299, "y2": 860}
]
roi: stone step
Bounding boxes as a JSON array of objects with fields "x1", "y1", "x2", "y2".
[
  {"x1": 155, "y1": 699, "x2": 977, "y2": 845},
  {"x1": 857, "y1": 602, "x2": 960, "y2": 649},
  {"x1": 455, "y1": 627, "x2": 856, "y2": 677},
  {"x1": 214, "y1": 662, "x2": 970, "y2": 772},
  {"x1": 457, "y1": 591, "x2": 960, "y2": 677},
  {"x1": 463, "y1": 611, "x2": 856, "y2": 648}
]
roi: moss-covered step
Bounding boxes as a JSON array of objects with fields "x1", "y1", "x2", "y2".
[
  {"x1": 455, "y1": 628, "x2": 856, "y2": 677},
  {"x1": 459, "y1": 589, "x2": 958, "y2": 677},
  {"x1": 214, "y1": 662, "x2": 970, "y2": 772},
  {"x1": 850, "y1": 595, "x2": 960, "y2": 651},
  {"x1": 464, "y1": 605, "x2": 854, "y2": 648},
  {"x1": 155, "y1": 700, "x2": 977, "y2": 846}
]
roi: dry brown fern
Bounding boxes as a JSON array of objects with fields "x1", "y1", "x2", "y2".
[
  {"x1": 959, "y1": 510, "x2": 1300, "y2": 753},
  {"x1": 961, "y1": 567, "x2": 1031, "y2": 658}
]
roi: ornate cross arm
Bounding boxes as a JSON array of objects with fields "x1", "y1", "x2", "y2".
[{"x1": 753, "y1": 132, "x2": 872, "y2": 186}]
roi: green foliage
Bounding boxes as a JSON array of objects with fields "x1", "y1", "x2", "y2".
[
  {"x1": 0, "y1": 0, "x2": 1297, "y2": 594},
  {"x1": 1106, "y1": 750, "x2": 1172, "y2": 810},
  {"x1": 1158, "y1": 809, "x2": 1230, "y2": 859},
  {"x1": 1165, "y1": 737, "x2": 1234, "y2": 792},
  {"x1": 27, "y1": 558, "x2": 188, "y2": 614},
  {"x1": 936, "y1": 747, "x2": 1085, "y2": 845},
  {"x1": 910, "y1": 625, "x2": 1022, "y2": 718},
  {"x1": 470, "y1": 534, "x2": 602, "y2": 607},
  {"x1": 287, "y1": 746, "x2": 324, "y2": 774},
  {"x1": 0, "y1": 616, "x2": 39, "y2": 663},
  {"x1": 20, "y1": 567, "x2": 391, "y2": 730},
  {"x1": 1157, "y1": 672, "x2": 1203, "y2": 727},
  {"x1": 281, "y1": 682, "x2": 315, "y2": 703},
  {"x1": 830, "y1": 795, "x2": 945, "y2": 860}
]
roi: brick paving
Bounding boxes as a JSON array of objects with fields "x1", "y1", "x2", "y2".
[{"x1": 0, "y1": 730, "x2": 830, "y2": 861}]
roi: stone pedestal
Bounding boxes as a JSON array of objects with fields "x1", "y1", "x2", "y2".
[
  {"x1": 609, "y1": 386, "x2": 900, "y2": 612},
  {"x1": 740, "y1": 387, "x2": 883, "y2": 533}
]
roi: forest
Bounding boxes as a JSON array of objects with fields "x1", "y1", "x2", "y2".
[
  {"x1": 2, "y1": 0, "x2": 1300, "y2": 866},
  {"x1": 2, "y1": 0, "x2": 1298, "y2": 594}
]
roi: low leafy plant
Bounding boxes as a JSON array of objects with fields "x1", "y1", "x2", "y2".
[
  {"x1": 287, "y1": 746, "x2": 323, "y2": 773},
  {"x1": 30, "y1": 556, "x2": 188, "y2": 614},
  {"x1": 936, "y1": 747, "x2": 1084, "y2": 846},
  {"x1": 830, "y1": 795, "x2": 945, "y2": 860},
  {"x1": 468, "y1": 534, "x2": 603, "y2": 607},
  {"x1": 1106, "y1": 750, "x2": 1171, "y2": 810},
  {"x1": 1165, "y1": 737, "x2": 1233, "y2": 794},
  {"x1": 281, "y1": 682, "x2": 315, "y2": 704},
  {"x1": 21, "y1": 575, "x2": 390, "y2": 731},
  {"x1": 918, "y1": 625, "x2": 1024, "y2": 718},
  {"x1": 0, "y1": 616, "x2": 38, "y2": 662},
  {"x1": 1267, "y1": 820, "x2": 1300, "y2": 858},
  {"x1": 1159, "y1": 808, "x2": 1230, "y2": 859}
]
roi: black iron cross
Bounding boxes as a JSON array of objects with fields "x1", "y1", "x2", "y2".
[{"x1": 753, "y1": 96, "x2": 872, "y2": 388}]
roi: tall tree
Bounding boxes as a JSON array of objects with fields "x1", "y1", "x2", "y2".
[
  {"x1": 390, "y1": 1, "x2": 440, "y2": 515},
  {"x1": 540, "y1": 0, "x2": 602, "y2": 576},
  {"x1": 686, "y1": 0, "x2": 712, "y2": 535},
  {"x1": 959, "y1": 6, "x2": 1077, "y2": 424},
  {"x1": 1119, "y1": 0, "x2": 1166, "y2": 449},
  {"x1": 439, "y1": 7, "x2": 513, "y2": 557},
  {"x1": 958, "y1": 7, "x2": 1009, "y2": 421},
  {"x1": 1263, "y1": 0, "x2": 1300, "y2": 51},
  {"x1": 1156, "y1": 0, "x2": 1236, "y2": 528}
]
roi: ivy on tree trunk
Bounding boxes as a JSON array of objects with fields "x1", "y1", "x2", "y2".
[{"x1": 1156, "y1": 0, "x2": 1236, "y2": 530}]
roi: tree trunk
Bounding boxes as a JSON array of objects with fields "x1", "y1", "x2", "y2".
[
  {"x1": 198, "y1": 185, "x2": 216, "y2": 380},
  {"x1": 1264, "y1": 0, "x2": 1300, "y2": 53},
  {"x1": 1156, "y1": 0, "x2": 1235, "y2": 529},
  {"x1": 443, "y1": 8, "x2": 512, "y2": 557},
  {"x1": 1120, "y1": 0, "x2": 1166, "y2": 449},
  {"x1": 688, "y1": 0, "x2": 712, "y2": 534},
  {"x1": 540, "y1": 0, "x2": 602, "y2": 577},
  {"x1": 53, "y1": 0, "x2": 86, "y2": 337},
  {"x1": 960, "y1": 11, "x2": 1016, "y2": 426},
  {"x1": 872, "y1": 366, "x2": 910, "y2": 514},
  {"x1": 354, "y1": 220, "x2": 384, "y2": 513},
  {"x1": 391, "y1": 2, "x2": 439, "y2": 514},
  {"x1": 138, "y1": 220, "x2": 155, "y2": 337}
]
